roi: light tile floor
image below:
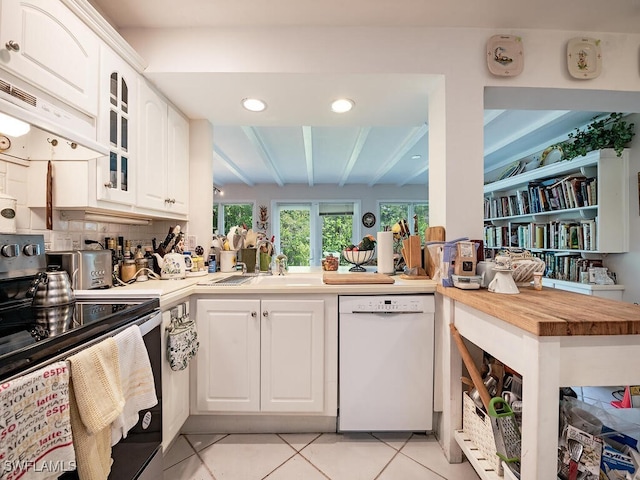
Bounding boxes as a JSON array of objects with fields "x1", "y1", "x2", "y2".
[{"x1": 163, "y1": 432, "x2": 481, "y2": 480}]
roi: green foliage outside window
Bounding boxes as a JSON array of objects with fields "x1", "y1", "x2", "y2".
[
  {"x1": 380, "y1": 202, "x2": 429, "y2": 243},
  {"x1": 279, "y1": 209, "x2": 311, "y2": 266},
  {"x1": 223, "y1": 204, "x2": 253, "y2": 234},
  {"x1": 414, "y1": 204, "x2": 429, "y2": 241},
  {"x1": 322, "y1": 215, "x2": 353, "y2": 265},
  {"x1": 212, "y1": 204, "x2": 219, "y2": 234}
]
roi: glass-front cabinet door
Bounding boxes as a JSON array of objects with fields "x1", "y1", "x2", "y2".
[{"x1": 97, "y1": 46, "x2": 137, "y2": 205}]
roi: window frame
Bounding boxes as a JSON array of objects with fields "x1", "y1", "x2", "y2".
[
  {"x1": 272, "y1": 199, "x2": 361, "y2": 266},
  {"x1": 213, "y1": 201, "x2": 256, "y2": 235},
  {"x1": 377, "y1": 200, "x2": 429, "y2": 239}
]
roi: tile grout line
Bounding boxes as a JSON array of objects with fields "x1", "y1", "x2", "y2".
[
  {"x1": 183, "y1": 433, "x2": 230, "y2": 480},
  {"x1": 271, "y1": 433, "x2": 331, "y2": 480},
  {"x1": 371, "y1": 432, "x2": 413, "y2": 480},
  {"x1": 396, "y1": 434, "x2": 449, "y2": 480},
  {"x1": 163, "y1": 436, "x2": 200, "y2": 471}
]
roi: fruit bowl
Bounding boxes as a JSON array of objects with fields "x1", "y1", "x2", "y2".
[{"x1": 342, "y1": 249, "x2": 375, "y2": 272}]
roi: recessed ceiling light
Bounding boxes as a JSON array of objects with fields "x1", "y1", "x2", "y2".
[
  {"x1": 331, "y1": 98, "x2": 354, "y2": 113},
  {"x1": 242, "y1": 98, "x2": 267, "y2": 112},
  {"x1": 411, "y1": 154, "x2": 422, "y2": 160}
]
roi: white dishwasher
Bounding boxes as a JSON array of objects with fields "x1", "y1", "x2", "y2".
[{"x1": 338, "y1": 295, "x2": 435, "y2": 432}]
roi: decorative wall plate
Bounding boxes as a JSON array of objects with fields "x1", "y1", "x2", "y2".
[
  {"x1": 486, "y1": 35, "x2": 524, "y2": 77},
  {"x1": 567, "y1": 37, "x2": 602, "y2": 79}
]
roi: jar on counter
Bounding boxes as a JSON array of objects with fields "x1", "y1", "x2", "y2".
[
  {"x1": 533, "y1": 272, "x2": 543, "y2": 290},
  {"x1": 120, "y1": 259, "x2": 137, "y2": 282}
]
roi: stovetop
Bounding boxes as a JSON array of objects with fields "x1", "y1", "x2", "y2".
[
  {"x1": 0, "y1": 233, "x2": 162, "y2": 381},
  {"x1": 0, "y1": 297, "x2": 160, "y2": 381}
]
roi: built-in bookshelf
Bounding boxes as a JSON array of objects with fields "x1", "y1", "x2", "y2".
[
  {"x1": 484, "y1": 149, "x2": 629, "y2": 254},
  {"x1": 483, "y1": 149, "x2": 629, "y2": 296}
]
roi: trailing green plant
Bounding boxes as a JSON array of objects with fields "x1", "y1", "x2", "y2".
[{"x1": 555, "y1": 113, "x2": 635, "y2": 161}]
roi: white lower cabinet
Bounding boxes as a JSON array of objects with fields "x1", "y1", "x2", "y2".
[
  {"x1": 161, "y1": 302, "x2": 190, "y2": 451},
  {"x1": 195, "y1": 297, "x2": 329, "y2": 414}
]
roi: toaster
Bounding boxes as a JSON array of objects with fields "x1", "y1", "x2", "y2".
[{"x1": 46, "y1": 250, "x2": 113, "y2": 290}]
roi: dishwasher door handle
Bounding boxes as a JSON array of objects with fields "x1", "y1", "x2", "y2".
[{"x1": 349, "y1": 310, "x2": 425, "y2": 315}]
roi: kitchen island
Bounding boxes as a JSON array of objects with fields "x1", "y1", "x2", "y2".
[{"x1": 437, "y1": 284, "x2": 640, "y2": 480}]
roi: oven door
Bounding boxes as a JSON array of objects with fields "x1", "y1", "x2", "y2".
[
  {"x1": 108, "y1": 310, "x2": 162, "y2": 480},
  {"x1": 37, "y1": 309, "x2": 162, "y2": 480}
]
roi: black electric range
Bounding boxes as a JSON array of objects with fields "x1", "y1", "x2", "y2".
[{"x1": 0, "y1": 234, "x2": 159, "y2": 381}]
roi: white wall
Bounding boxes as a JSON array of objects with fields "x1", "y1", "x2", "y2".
[{"x1": 124, "y1": 25, "x2": 640, "y2": 232}]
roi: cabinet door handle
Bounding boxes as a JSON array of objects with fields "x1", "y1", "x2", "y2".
[
  {"x1": 104, "y1": 182, "x2": 113, "y2": 188},
  {"x1": 262, "y1": 311, "x2": 269, "y2": 317},
  {"x1": 251, "y1": 311, "x2": 257, "y2": 317},
  {"x1": 5, "y1": 40, "x2": 20, "y2": 52}
]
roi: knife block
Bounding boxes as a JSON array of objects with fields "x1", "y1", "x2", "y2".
[{"x1": 402, "y1": 235, "x2": 427, "y2": 277}]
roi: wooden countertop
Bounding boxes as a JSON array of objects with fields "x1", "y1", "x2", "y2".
[{"x1": 437, "y1": 284, "x2": 640, "y2": 336}]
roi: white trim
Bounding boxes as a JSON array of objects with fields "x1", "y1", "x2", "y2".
[{"x1": 61, "y1": 0, "x2": 147, "y2": 72}]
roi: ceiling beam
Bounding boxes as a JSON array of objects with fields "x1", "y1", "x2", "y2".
[
  {"x1": 483, "y1": 109, "x2": 505, "y2": 125},
  {"x1": 398, "y1": 164, "x2": 428, "y2": 187},
  {"x1": 338, "y1": 127, "x2": 371, "y2": 187},
  {"x1": 483, "y1": 110, "x2": 571, "y2": 157},
  {"x1": 302, "y1": 126, "x2": 314, "y2": 186},
  {"x1": 368, "y1": 124, "x2": 429, "y2": 186},
  {"x1": 213, "y1": 145, "x2": 255, "y2": 186},
  {"x1": 242, "y1": 126, "x2": 285, "y2": 187}
]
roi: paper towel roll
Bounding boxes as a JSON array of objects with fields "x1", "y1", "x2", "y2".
[{"x1": 377, "y1": 231, "x2": 395, "y2": 274}]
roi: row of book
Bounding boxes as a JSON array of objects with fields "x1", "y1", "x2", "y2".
[
  {"x1": 531, "y1": 252, "x2": 603, "y2": 283},
  {"x1": 484, "y1": 219, "x2": 597, "y2": 251},
  {"x1": 484, "y1": 175, "x2": 597, "y2": 219}
]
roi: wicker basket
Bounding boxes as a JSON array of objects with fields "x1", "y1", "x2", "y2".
[{"x1": 462, "y1": 392, "x2": 503, "y2": 475}]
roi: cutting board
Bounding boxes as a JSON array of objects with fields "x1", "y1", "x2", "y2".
[{"x1": 322, "y1": 273, "x2": 395, "y2": 285}]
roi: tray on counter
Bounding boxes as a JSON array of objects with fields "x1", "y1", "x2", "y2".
[{"x1": 322, "y1": 272, "x2": 394, "y2": 285}]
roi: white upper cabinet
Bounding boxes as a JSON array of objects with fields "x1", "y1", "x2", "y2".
[
  {"x1": 137, "y1": 80, "x2": 168, "y2": 211},
  {"x1": 96, "y1": 46, "x2": 137, "y2": 206},
  {"x1": 137, "y1": 79, "x2": 189, "y2": 217},
  {"x1": 0, "y1": 0, "x2": 99, "y2": 116},
  {"x1": 166, "y1": 106, "x2": 189, "y2": 215}
]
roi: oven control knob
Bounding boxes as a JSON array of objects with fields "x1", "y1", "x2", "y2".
[
  {"x1": 1, "y1": 243, "x2": 19, "y2": 257},
  {"x1": 23, "y1": 244, "x2": 42, "y2": 256}
]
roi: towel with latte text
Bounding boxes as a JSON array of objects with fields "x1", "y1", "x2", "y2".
[{"x1": 0, "y1": 361, "x2": 75, "y2": 480}]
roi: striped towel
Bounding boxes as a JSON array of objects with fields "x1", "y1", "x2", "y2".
[
  {"x1": 67, "y1": 337, "x2": 124, "y2": 480},
  {"x1": 0, "y1": 361, "x2": 75, "y2": 480},
  {"x1": 110, "y1": 325, "x2": 157, "y2": 445}
]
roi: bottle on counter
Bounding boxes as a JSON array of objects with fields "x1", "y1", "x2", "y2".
[{"x1": 208, "y1": 254, "x2": 217, "y2": 273}]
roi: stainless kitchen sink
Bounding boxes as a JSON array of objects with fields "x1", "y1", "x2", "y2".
[{"x1": 206, "y1": 275, "x2": 254, "y2": 286}]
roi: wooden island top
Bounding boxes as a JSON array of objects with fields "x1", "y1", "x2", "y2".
[{"x1": 436, "y1": 284, "x2": 640, "y2": 336}]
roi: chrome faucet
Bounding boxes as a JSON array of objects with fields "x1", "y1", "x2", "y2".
[{"x1": 255, "y1": 240, "x2": 273, "y2": 275}]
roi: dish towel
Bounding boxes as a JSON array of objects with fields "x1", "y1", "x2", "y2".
[
  {"x1": 67, "y1": 337, "x2": 124, "y2": 480},
  {"x1": 0, "y1": 361, "x2": 75, "y2": 480},
  {"x1": 110, "y1": 325, "x2": 157, "y2": 446}
]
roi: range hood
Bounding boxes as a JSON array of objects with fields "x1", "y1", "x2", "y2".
[{"x1": 0, "y1": 75, "x2": 108, "y2": 160}]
